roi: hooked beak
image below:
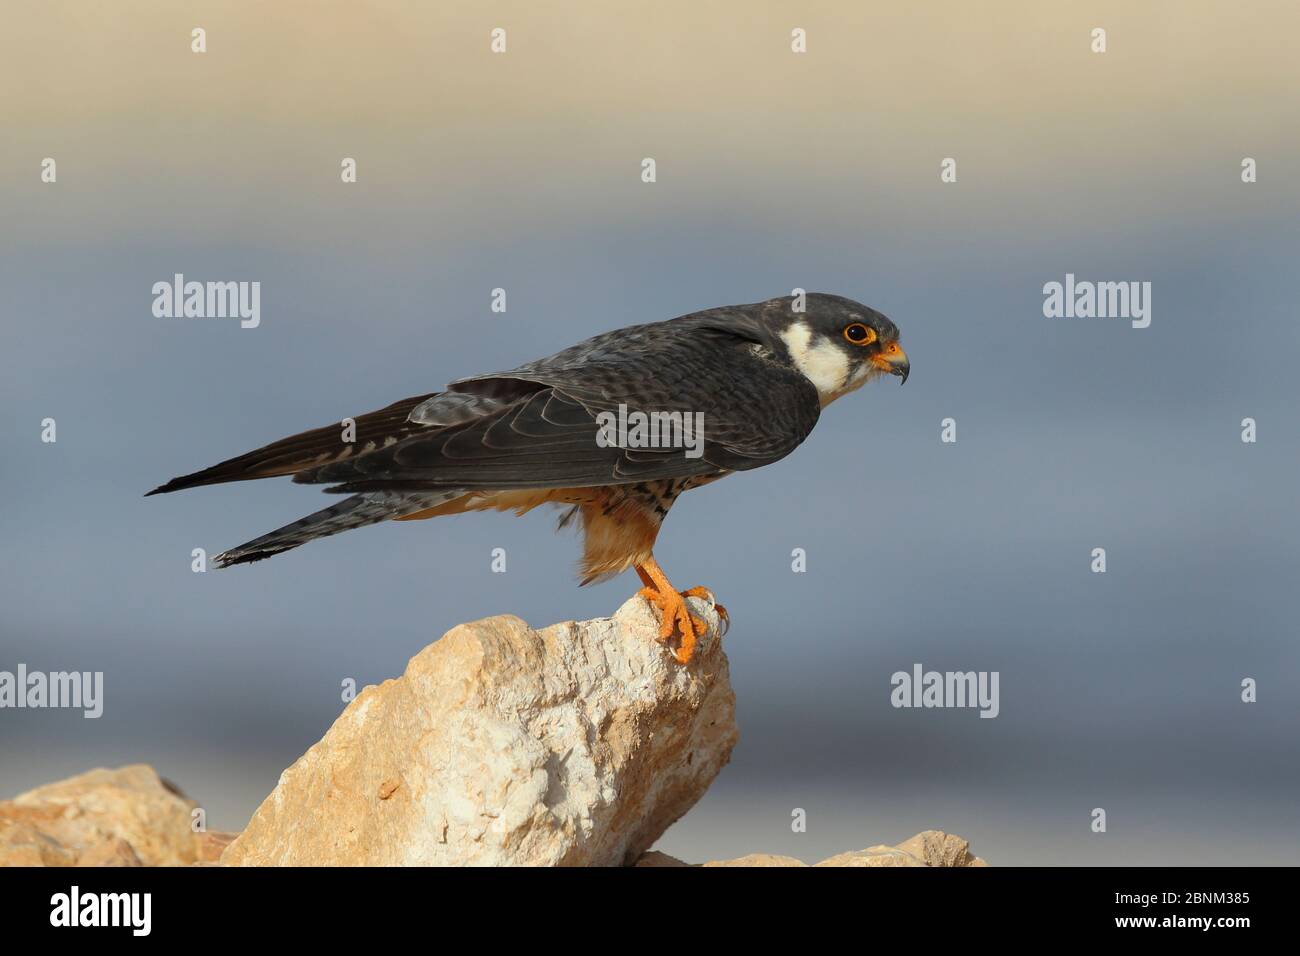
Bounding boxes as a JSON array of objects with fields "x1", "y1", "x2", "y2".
[{"x1": 872, "y1": 342, "x2": 910, "y2": 385}]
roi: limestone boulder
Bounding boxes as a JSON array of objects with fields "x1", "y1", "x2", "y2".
[
  {"x1": 222, "y1": 594, "x2": 735, "y2": 866},
  {"x1": 0, "y1": 764, "x2": 215, "y2": 866}
]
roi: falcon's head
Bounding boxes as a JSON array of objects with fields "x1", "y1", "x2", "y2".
[{"x1": 761, "y1": 293, "x2": 909, "y2": 406}]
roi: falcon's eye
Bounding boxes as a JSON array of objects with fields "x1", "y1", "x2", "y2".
[{"x1": 844, "y1": 322, "x2": 876, "y2": 346}]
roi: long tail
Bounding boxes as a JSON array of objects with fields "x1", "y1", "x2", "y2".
[{"x1": 214, "y1": 490, "x2": 460, "y2": 567}]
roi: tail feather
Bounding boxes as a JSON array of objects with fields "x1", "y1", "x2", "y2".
[
  {"x1": 146, "y1": 392, "x2": 439, "y2": 496},
  {"x1": 214, "y1": 490, "x2": 459, "y2": 567}
]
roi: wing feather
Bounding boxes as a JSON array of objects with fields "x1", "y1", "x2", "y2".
[
  {"x1": 294, "y1": 333, "x2": 821, "y2": 493},
  {"x1": 145, "y1": 392, "x2": 444, "y2": 495}
]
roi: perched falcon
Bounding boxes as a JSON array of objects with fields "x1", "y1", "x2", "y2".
[{"x1": 148, "y1": 293, "x2": 908, "y2": 663}]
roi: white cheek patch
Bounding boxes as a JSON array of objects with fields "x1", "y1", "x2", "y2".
[
  {"x1": 834, "y1": 361, "x2": 882, "y2": 401},
  {"x1": 780, "y1": 321, "x2": 851, "y2": 402}
]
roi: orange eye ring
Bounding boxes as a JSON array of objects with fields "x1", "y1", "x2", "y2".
[{"x1": 844, "y1": 322, "x2": 876, "y2": 346}]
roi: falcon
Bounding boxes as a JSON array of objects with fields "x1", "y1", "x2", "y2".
[{"x1": 148, "y1": 293, "x2": 909, "y2": 664}]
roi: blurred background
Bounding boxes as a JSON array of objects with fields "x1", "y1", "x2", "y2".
[{"x1": 2, "y1": 1, "x2": 1297, "y2": 864}]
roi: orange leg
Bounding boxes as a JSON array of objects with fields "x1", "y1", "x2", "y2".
[{"x1": 632, "y1": 555, "x2": 726, "y2": 664}]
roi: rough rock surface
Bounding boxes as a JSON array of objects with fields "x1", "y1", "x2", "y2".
[
  {"x1": 221, "y1": 594, "x2": 736, "y2": 866},
  {"x1": 0, "y1": 764, "x2": 229, "y2": 866},
  {"x1": 635, "y1": 830, "x2": 986, "y2": 867}
]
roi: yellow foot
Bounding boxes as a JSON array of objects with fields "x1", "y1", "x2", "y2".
[
  {"x1": 634, "y1": 556, "x2": 726, "y2": 665},
  {"x1": 637, "y1": 585, "x2": 708, "y2": 664},
  {"x1": 681, "y1": 587, "x2": 729, "y2": 637}
]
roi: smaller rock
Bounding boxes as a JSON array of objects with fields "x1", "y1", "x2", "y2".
[
  {"x1": 815, "y1": 830, "x2": 987, "y2": 867},
  {"x1": 637, "y1": 830, "x2": 987, "y2": 867},
  {"x1": 0, "y1": 765, "x2": 206, "y2": 866},
  {"x1": 895, "y1": 830, "x2": 987, "y2": 867},
  {"x1": 703, "y1": 853, "x2": 806, "y2": 867},
  {"x1": 815, "y1": 846, "x2": 922, "y2": 867}
]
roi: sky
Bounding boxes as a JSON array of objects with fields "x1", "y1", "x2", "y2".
[{"x1": 1, "y1": 1, "x2": 1298, "y2": 865}]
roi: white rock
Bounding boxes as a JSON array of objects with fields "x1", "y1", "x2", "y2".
[{"x1": 222, "y1": 594, "x2": 736, "y2": 866}]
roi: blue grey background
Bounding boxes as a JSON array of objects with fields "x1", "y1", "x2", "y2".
[{"x1": 2, "y1": 1, "x2": 1297, "y2": 864}]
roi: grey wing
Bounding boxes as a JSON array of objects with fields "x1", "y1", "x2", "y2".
[{"x1": 293, "y1": 331, "x2": 821, "y2": 494}]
